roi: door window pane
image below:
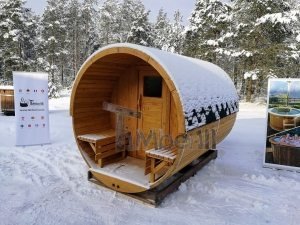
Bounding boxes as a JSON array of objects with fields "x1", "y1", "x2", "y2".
[{"x1": 143, "y1": 76, "x2": 162, "y2": 97}]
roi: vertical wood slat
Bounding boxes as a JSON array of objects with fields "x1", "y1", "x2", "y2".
[
  {"x1": 126, "y1": 67, "x2": 139, "y2": 157},
  {"x1": 0, "y1": 89, "x2": 14, "y2": 113}
]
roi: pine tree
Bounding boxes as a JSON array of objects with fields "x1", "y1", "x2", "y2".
[
  {"x1": 152, "y1": 9, "x2": 185, "y2": 53},
  {"x1": 184, "y1": 0, "x2": 232, "y2": 63},
  {"x1": 165, "y1": 10, "x2": 185, "y2": 53},
  {"x1": 98, "y1": 0, "x2": 121, "y2": 45},
  {"x1": 81, "y1": 0, "x2": 100, "y2": 61},
  {"x1": 37, "y1": 0, "x2": 70, "y2": 95},
  {"x1": 232, "y1": 0, "x2": 299, "y2": 101},
  {"x1": 0, "y1": 0, "x2": 37, "y2": 83},
  {"x1": 67, "y1": 0, "x2": 81, "y2": 81},
  {"x1": 152, "y1": 8, "x2": 171, "y2": 50},
  {"x1": 123, "y1": 0, "x2": 152, "y2": 46},
  {"x1": 66, "y1": 0, "x2": 99, "y2": 82},
  {"x1": 273, "y1": 1, "x2": 300, "y2": 80}
]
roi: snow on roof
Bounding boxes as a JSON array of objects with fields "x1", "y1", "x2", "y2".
[
  {"x1": 91, "y1": 43, "x2": 239, "y2": 131},
  {"x1": 0, "y1": 85, "x2": 14, "y2": 90}
]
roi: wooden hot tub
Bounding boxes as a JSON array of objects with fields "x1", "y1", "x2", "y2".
[
  {"x1": 268, "y1": 107, "x2": 300, "y2": 131},
  {"x1": 0, "y1": 86, "x2": 15, "y2": 115},
  {"x1": 269, "y1": 135, "x2": 300, "y2": 166}
]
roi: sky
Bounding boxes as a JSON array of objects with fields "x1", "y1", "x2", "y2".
[
  {"x1": 269, "y1": 80, "x2": 300, "y2": 98},
  {"x1": 25, "y1": 0, "x2": 197, "y2": 24},
  {"x1": 270, "y1": 81, "x2": 288, "y2": 95}
]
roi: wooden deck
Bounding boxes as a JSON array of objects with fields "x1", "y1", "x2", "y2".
[{"x1": 88, "y1": 150, "x2": 217, "y2": 207}]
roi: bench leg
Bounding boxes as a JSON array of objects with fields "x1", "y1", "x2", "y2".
[
  {"x1": 150, "y1": 158, "x2": 156, "y2": 183},
  {"x1": 98, "y1": 159, "x2": 103, "y2": 168},
  {"x1": 89, "y1": 143, "x2": 96, "y2": 153},
  {"x1": 149, "y1": 158, "x2": 168, "y2": 183}
]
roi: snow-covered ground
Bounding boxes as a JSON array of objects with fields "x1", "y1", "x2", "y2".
[{"x1": 1, "y1": 96, "x2": 300, "y2": 225}]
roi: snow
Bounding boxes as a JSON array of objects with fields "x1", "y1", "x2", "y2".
[
  {"x1": 3, "y1": 33, "x2": 9, "y2": 39},
  {"x1": 216, "y1": 49, "x2": 254, "y2": 58},
  {"x1": 296, "y1": 34, "x2": 300, "y2": 42},
  {"x1": 1, "y1": 95, "x2": 300, "y2": 225},
  {"x1": 206, "y1": 40, "x2": 219, "y2": 46},
  {"x1": 9, "y1": 29, "x2": 19, "y2": 36},
  {"x1": 244, "y1": 70, "x2": 259, "y2": 80},
  {"x1": 232, "y1": 50, "x2": 253, "y2": 58},
  {"x1": 255, "y1": 10, "x2": 300, "y2": 26},
  {"x1": 48, "y1": 36, "x2": 57, "y2": 42},
  {"x1": 0, "y1": 85, "x2": 14, "y2": 90}
]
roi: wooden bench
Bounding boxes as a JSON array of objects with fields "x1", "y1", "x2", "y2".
[
  {"x1": 145, "y1": 146, "x2": 177, "y2": 183},
  {"x1": 77, "y1": 129, "x2": 129, "y2": 167}
]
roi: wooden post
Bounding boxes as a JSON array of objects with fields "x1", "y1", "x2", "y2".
[{"x1": 103, "y1": 102, "x2": 141, "y2": 152}]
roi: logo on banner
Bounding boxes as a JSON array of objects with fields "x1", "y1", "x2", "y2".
[
  {"x1": 19, "y1": 98, "x2": 44, "y2": 108},
  {"x1": 29, "y1": 100, "x2": 44, "y2": 106},
  {"x1": 20, "y1": 98, "x2": 29, "y2": 107}
]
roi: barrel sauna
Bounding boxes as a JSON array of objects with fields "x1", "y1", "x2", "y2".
[
  {"x1": 70, "y1": 43, "x2": 239, "y2": 193},
  {"x1": 0, "y1": 86, "x2": 15, "y2": 115}
]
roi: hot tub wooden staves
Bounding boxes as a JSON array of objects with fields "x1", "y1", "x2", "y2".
[{"x1": 70, "y1": 43, "x2": 239, "y2": 193}]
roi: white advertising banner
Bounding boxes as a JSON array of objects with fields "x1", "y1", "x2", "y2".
[{"x1": 13, "y1": 72, "x2": 50, "y2": 146}]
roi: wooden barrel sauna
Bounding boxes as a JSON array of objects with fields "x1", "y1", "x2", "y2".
[
  {"x1": 0, "y1": 86, "x2": 15, "y2": 115},
  {"x1": 70, "y1": 43, "x2": 239, "y2": 193}
]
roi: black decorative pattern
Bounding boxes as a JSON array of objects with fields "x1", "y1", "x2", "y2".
[{"x1": 185, "y1": 100, "x2": 239, "y2": 130}]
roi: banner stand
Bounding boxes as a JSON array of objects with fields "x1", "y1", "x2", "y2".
[{"x1": 13, "y1": 72, "x2": 50, "y2": 146}]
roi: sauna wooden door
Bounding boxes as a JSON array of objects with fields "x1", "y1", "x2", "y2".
[{"x1": 136, "y1": 71, "x2": 170, "y2": 159}]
